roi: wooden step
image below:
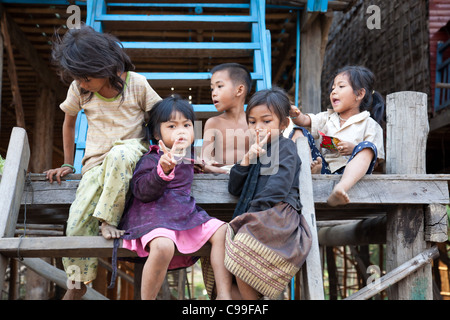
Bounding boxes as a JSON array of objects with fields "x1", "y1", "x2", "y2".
[{"x1": 0, "y1": 236, "x2": 211, "y2": 258}]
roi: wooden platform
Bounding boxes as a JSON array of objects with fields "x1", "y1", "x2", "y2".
[
  {"x1": 18, "y1": 172, "x2": 450, "y2": 224},
  {"x1": 1, "y1": 91, "x2": 450, "y2": 300}
]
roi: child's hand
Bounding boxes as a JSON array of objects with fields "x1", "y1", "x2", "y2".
[
  {"x1": 290, "y1": 105, "x2": 301, "y2": 118},
  {"x1": 241, "y1": 130, "x2": 270, "y2": 166},
  {"x1": 44, "y1": 166, "x2": 73, "y2": 184},
  {"x1": 336, "y1": 141, "x2": 355, "y2": 156},
  {"x1": 158, "y1": 140, "x2": 177, "y2": 175}
]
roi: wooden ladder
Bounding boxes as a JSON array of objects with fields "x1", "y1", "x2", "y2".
[{"x1": 73, "y1": 0, "x2": 273, "y2": 172}]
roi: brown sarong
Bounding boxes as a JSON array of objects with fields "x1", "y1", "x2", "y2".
[{"x1": 224, "y1": 202, "x2": 312, "y2": 299}]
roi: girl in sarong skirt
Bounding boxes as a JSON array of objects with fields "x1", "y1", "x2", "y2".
[{"x1": 222, "y1": 87, "x2": 312, "y2": 299}]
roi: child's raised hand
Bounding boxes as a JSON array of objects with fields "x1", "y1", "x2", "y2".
[
  {"x1": 158, "y1": 140, "x2": 177, "y2": 175},
  {"x1": 289, "y1": 105, "x2": 301, "y2": 118},
  {"x1": 241, "y1": 130, "x2": 270, "y2": 166}
]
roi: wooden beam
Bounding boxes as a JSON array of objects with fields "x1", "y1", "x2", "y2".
[
  {"x1": 385, "y1": 91, "x2": 433, "y2": 300},
  {"x1": 0, "y1": 236, "x2": 211, "y2": 258},
  {"x1": 18, "y1": 258, "x2": 108, "y2": 300},
  {"x1": 318, "y1": 216, "x2": 386, "y2": 246},
  {"x1": 297, "y1": 137, "x2": 325, "y2": 300},
  {"x1": 30, "y1": 86, "x2": 55, "y2": 173},
  {"x1": 0, "y1": 4, "x2": 66, "y2": 101},
  {"x1": 300, "y1": 13, "x2": 333, "y2": 114},
  {"x1": 1, "y1": 11, "x2": 25, "y2": 128},
  {"x1": 425, "y1": 204, "x2": 448, "y2": 243},
  {"x1": 345, "y1": 246, "x2": 439, "y2": 300},
  {"x1": 0, "y1": 127, "x2": 30, "y2": 292},
  {"x1": 22, "y1": 173, "x2": 450, "y2": 207}
]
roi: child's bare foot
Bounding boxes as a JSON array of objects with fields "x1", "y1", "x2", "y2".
[
  {"x1": 62, "y1": 282, "x2": 87, "y2": 300},
  {"x1": 327, "y1": 185, "x2": 350, "y2": 207},
  {"x1": 310, "y1": 157, "x2": 323, "y2": 174},
  {"x1": 100, "y1": 221, "x2": 125, "y2": 239}
]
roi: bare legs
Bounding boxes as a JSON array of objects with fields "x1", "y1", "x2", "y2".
[
  {"x1": 327, "y1": 148, "x2": 374, "y2": 206},
  {"x1": 292, "y1": 129, "x2": 375, "y2": 207},
  {"x1": 141, "y1": 237, "x2": 175, "y2": 300},
  {"x1": 235, "y1": 278, "x2": 261, "y2": 300},
  {"x1": 208, "y1": 225, "x2": 233, "y2": 300},
  {"x1": 62, "y1": 282, "x2": 87, "y2": 300},
  {"x1": 141, "y1": 225, "x2": 233, "y2": 300}
]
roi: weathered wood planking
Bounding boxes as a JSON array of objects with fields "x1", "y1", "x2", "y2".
[
  {"x1": 0, "y1": 236, "x2": 211, "y2": 258},
  {"x1": 19, "y1": 258, "x2": 108, "y2": 300},
  {"x1": 297, "y1": 137, "x2": 325, "y2": 300},
  {"x1": 0, "y1": 127, "x2": 30, "y2": 293},
  {"x1": 22, "y1": 173, "x2": 450, "y2": 206},
  {"x1": 345, "y1": 246, "x2": 439, "y2": 300},
  {"x1": 385, "y1": 91, "x2": 433, "y2": 300}
]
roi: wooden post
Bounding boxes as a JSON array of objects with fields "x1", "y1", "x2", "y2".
[
  {"x1": 0, "y1": 127, "x2": 30, "y2": 292},
  {"x1": 19, "y1": 258, "x2": 107, "y2": 300},
  {"x1": 31, "y1": 86, "x2": 55, "y2": 173},
  {"x1": 300, "y1": 13, "x2": 333, "y2": 113},
  {"x1": 318, "y1": 216, "x2": 386, "y2": 246},
  {"x1": 385, "y1": 91, "x2": 432, "y2": 300},
  {"x1": 0, "y1": 12, "x2": 25, "y2": 128},
  {"x1": 297, "y1": 137, "x2": 324, "y2": 299}
]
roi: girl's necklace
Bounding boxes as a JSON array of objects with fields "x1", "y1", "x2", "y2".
[{"x1": 339, "y1": 114, "x2": 349, "y2": 122}]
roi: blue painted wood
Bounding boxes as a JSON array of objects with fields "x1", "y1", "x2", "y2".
[
  {"x1": 74, "y1": 110, "x2": 87, "y2": 173},
  {"x1": 435, "y1": 40, "x2": 450, "y2": 112},
  {"x1": 295, "y1": 10, "x2": 301, "y2": 106},
  {"x1": 0, "y1": 0, "x2": 87, "y2": 4},
  {"x1": 108, "y1": 3, "x2": 250, "y2": 9},
  {"x1": 122, "y1": 42, "x2": 260, "y2": 50},
  {"x1": 307, "y1": 0, "x2": 329, "y2": 13},
  {"x1": 95, "y1": 14, "x2": 257, "y2": 23},
  {"x1": 73, "y1": 0, "x2": 272, "y2": 171},
  {"x1": 140, "y1": 72, "x2": 263, "y2": 81}
]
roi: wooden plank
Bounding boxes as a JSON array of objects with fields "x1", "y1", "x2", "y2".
[
  {"x1": 297, "y1": 137, "x2": 324, "y2": 300},
  {"x1": 0, "y1": 236, "x2": 211, "y2": 258},
  {"x1": 425, "y1": 204, "x2": 448, "y2": 243},
  {"x1": 0, "y1": 127, "x2": 30, "y2": 292},
  {"x1": 318, "y1": 216, "x2": 386, "y2": 246},
  {"x1": 0, "y1": 4, "x2": 65, "y2": 100},
  {"x1": 385, "y1": 91, "x2": 433, "y2": 300},
  {"x1": 345, "y1": 246, "x2": 439, "y2": 300},
  {"x1": 1, "y1": 11, "x2": 25, "y2": 128},
  {"x1": 21, "y1": 173, "x2": 450, "y2": 206},
  {"x1": 18, "y1": 258, "x2": 108, "y2": 300}
]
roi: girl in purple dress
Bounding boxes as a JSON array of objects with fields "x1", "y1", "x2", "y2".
[{"x1": 119, "y1": 95, "x2": 232, "y2": 300}]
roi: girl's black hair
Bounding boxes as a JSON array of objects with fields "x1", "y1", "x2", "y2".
[
  {"x1": 246, "y1": 86, "x2": 291, "y2": 126},
  {"x1": 51, "y1": 23, "x2": 135, "y2": 104},
  {"x1": 329, "y1": 65, "x2": 385, "y2": 126},
  {"x1": 146, "y1": 95, "x2": 196, "y2": 144}
]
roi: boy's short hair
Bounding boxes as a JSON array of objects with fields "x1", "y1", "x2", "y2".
[{"x1": 210, "y1": 63, "x2": 252, "y2": 96}]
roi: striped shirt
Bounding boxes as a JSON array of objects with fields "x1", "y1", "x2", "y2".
[{"x1": 60, "y1": 71, "x2": 161, "y2": 174}]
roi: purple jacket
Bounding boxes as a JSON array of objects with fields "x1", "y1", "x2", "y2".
[{"x1": 119, "y1": 145, "x2": 213, "y2": 240}]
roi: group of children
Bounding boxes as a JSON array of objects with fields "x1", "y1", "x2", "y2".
[{"x1": 45, "y1": 25, "x2": 385, "y2": 300}]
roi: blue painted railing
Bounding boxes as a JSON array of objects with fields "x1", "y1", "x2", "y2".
[
  {"x1": 73, "y1": 0, "x2": 273, "y2": 173},
  {"x1": 435, "y1": 39, "x2": 450, "y2": 112}
]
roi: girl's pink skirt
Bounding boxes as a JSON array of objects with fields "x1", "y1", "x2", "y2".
[{"x1": 122, "y1": 218, "x2": 225, "y2": 270}]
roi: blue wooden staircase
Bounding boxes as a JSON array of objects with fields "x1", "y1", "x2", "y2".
[{"x1": 74, "y1": 0, "x2": 273, "y2": 172}]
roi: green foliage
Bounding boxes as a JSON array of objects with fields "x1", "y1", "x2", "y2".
[{"x1": 0, "y1": 155, "x2": 4, "y2": 174}]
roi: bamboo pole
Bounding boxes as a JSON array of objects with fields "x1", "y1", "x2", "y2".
[{"x1": 345, "y1": 246, "x2": 439, "y2": 300}]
